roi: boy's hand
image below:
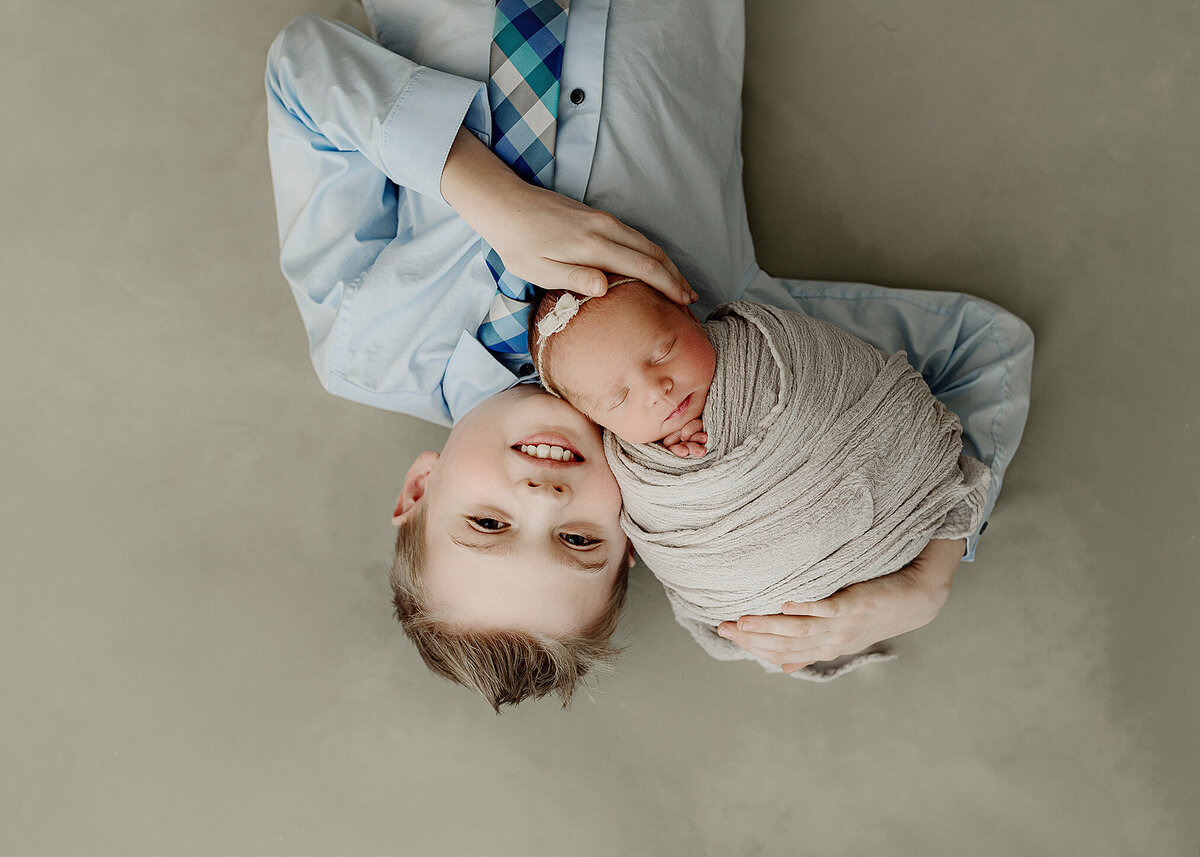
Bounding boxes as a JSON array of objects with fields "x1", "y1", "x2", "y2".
[
  {"x1": 441, "y1": 127, "x2": 697, "y2": 305},
  {"x1": 716, "y1": 538, "x2": 964, "y2": 670},
  {"x1": 662, "y1": 419, "x2": 707, "y2": 458}
]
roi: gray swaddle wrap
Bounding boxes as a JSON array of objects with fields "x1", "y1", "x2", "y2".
[{"x1": 603, "y1": 301, "x2": 990, "y2": 680}]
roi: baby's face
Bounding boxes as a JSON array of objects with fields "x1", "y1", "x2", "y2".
[{"x1": 549, "y1": 283, "x2": 716, "y2": 444}]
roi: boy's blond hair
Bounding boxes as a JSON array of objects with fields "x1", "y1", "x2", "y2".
[{"x1": 389, "y1": 502, "x2": 629, "y2": 712}]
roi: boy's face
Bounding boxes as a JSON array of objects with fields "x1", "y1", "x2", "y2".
[
  {"x1": 549, "y1": 283, "x2": 716, "y2": 443},
  {"x1": 395, "y1": 385, "x2": 629, "y2": 636}
]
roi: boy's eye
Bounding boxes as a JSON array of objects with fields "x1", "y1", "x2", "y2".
[
  {"x1": 560, "y1": 532, "x2": 600, "y2": 548},
  {"x1": 560, "y1": 532, "x2": 599, "y2": 548},
  {"x1": 609, "y1": 389, "x2": 628, "y2": 411},
  {"x1": 469, "y1": 516, "x2": 508, "y2": 532},
  {"x1": 652, "y1": 339, "x2": 676, "y2": 364}
]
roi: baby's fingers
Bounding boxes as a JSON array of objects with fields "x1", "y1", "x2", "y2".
[{"x1": 676, "y1": 418, "x2": 705, "y2": 442}]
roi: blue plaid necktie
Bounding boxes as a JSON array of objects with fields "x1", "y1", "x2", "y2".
[{"x1": 476, "y1": 0, "x2": 570, "y2": 375}]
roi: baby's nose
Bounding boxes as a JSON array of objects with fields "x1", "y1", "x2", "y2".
[{"x1": 644, "y1": 373, "x2": 672, "y2": 404}]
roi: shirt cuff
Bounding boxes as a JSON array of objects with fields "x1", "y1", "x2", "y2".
[
  {"x1": 381, "y1": 67, "x2": 487, "y2": 201},
  {"x1": 961, "y1": 519, "x2": 987, "y2": 562}
]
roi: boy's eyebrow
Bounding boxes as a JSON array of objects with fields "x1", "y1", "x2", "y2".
[{"x1": 449, "y1": 533, "x2": 610, "y2": 573}]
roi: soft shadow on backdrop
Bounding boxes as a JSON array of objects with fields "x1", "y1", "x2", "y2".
[{"x1": 2, "y1": 1, "x2": 1196, "y2": 855}]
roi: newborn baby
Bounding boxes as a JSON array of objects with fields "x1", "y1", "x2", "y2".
[
  {"x1": 529, "y1": 278, "x2": 989, "y2": 680},
  {"x1": 531, "y1": 277, "x2": 716, "y2": 458}
]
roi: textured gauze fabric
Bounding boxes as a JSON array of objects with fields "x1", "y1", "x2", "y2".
[{"x1": 603, "y1": 301, "x2": 990, "y2": 680}]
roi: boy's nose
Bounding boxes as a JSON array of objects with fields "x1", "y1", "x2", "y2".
[{"x1": 521, "y1": 478, "x2": 570, "y2": 498}]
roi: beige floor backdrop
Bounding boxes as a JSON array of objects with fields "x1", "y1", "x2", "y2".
[{"x1": 3, "y1": 1, "x2": 1197, "y2": 855}]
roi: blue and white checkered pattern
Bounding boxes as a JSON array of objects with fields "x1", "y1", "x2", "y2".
[
  {"x1": 479, "y1": 292, "x2": 533, "y2": 357},
  {"x1": 488, "y1": 0, "x2": 568, "y2": 189},
  {"x1": 477, "y1": 0, "x2": 569, "y2": 375}
]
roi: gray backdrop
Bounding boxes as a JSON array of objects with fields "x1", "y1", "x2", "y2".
[{"x1": 3, "y1": 1, "x2": 1196, "y2": 854}]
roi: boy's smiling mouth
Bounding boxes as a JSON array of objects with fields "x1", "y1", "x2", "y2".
[
  {"x1": 515, "y1": 444, "x2": 578, "y2": 462},
  {"x1": 511, "y1": 433, "x2": 586, "y2": 463}
]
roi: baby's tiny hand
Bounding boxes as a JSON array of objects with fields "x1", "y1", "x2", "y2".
[{"x1": 662, "y1": 419, "x2": 707, "y2": 458}]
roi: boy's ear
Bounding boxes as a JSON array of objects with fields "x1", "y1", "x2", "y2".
[
  {"x1": 392, "y1": 451, "x2": 440, "y2": 526},
  {"x1": 625, "y1": 540, "x2": 637, "y2": 569}
]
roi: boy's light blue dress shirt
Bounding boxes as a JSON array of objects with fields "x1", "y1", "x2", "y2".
[{"x1": 265, "y1": 2, "x2": 1033, "y2": 559}]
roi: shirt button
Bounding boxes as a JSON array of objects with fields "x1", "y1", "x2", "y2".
[
  {"x1": 570, "y1": 88, "x2": 585, "y2": 105},
  {"x1": 518, "y1": 363, "x2": 535, "y2": 376}
]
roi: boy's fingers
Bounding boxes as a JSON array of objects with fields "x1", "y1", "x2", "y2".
[
  {"x1": 736, "y1": 614, "x2": 820, "y2": 637},
  {"x1": 592, "y1": 224, "x2": 694, "y2": 303},
  {"x1": 538, "y1": 259, "x2": 608, "y2": 296},
  {"x1": 717, "y1": 623, "x2": 839, "y2": 666},
  {"x1": 717, "y1": 624, "x2": 800, "y2": 653},
  {"x1": 600, "y1": 219, "x2": 696, "y2": 302},
  {"x1": 593, "y1": 242, "x2": 693, "y2": 305},
  {"x1": 781, "y1": 598, "x2": 842, "y2": 618}
]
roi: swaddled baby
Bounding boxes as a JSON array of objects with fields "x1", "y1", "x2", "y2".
[{"x1": 529, "y1": 278, "x2": 989, "y2": 680}]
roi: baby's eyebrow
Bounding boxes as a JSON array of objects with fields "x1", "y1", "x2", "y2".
[{"x1": 563, "y1": 383, "x2": 600, "y2": 412}]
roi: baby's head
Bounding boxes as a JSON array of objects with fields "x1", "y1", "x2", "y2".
[
  {"x1": 529, "y1": 279, "x2": 716, "y2": 444},
  {"x1": 389, "y1": 385, "x2": 633, "y2": 712}
]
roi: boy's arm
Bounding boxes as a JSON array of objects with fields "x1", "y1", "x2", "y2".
[
  {"x1": 745, "y1": 277, "x2": 1034, "y2": 560},
  {"x1": 266, "y1": 15, "x2": 489, "y2": 423},
  {"x1": 726, "y1": 279, "x2": 1033, "y2": 668},
  {"x1": 441, "y1": 127, "x2": 694, "y2": 304},
  {"x1": 266, "y1": 16, "x2": 692, "y2": 420},
  {"x1": 717, "y1": 538, "x2": 964, "y2": 671}
]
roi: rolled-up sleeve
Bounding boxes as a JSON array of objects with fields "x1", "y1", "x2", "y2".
[
  {"x1": 267, "y1": 15, "x2": 484, "y2": 199},
  {"x1": 745, "y1": 271, "x2": 1034, "y2": 562},
  {"x1": 265, "y1": 15, "x2": 509, "y2": 425}
]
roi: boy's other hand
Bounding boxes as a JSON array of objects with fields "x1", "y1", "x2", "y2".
[
  {"x1": 662, "y1": 419, "x2": 707, "y2": 458},
  {"x1": 441, "y1": 127, "x2": 697, "y2": 305},
  {"x1": 716, "y1": 538, "x2": 964, "y2": 670}
]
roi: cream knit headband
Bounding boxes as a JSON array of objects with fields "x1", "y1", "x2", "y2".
[{"x1": 534, "y1": 277, "x2": 639, "y2": 398}]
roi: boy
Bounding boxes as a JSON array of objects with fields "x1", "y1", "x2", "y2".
[{"x1": 266, "y1": 3, "x2": 1032, "y2": 707}]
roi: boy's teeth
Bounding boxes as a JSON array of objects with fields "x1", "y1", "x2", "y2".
[{"x1": 520, "y1": 444, "x2": 574, "y2": 461}]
